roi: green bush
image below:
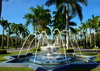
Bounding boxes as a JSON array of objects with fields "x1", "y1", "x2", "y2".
[
  {"x1": 31, "y1": 48, "x2": 40, "y2": 51},
  {"x1": 0, "y1": 49, "x2": 7, "y2": 54},
  {"x1": 66, "y1": 49, "x2": 74, "y2": 53},
  {"x1": 6, "y1": 47, "x2": 15, "y2": 49},
  {"x1": 93, "y1": 47, "x2": 99, "y2": 49},
  {"x1": 79, "y1": 46, "x2": 84, "y2": 48}
]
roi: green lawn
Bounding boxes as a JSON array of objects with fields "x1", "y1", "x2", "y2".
[
  {"x1": 68, "y1": 68, "x2": 100, "y2": 71},
  {"x1": 0, "y1": 50, "x2": 35, "y2": 71},
  {"x1": 0, "y1": 67, "x2": 34, "y2": 71},
  {"x1": 94, "y1": 53, "x2": 100, "y2": 63},
  {"x1": 67, "y1": 52, "x2": 100, "y2": 71},
  {"x1": 0, "y1": 50, "x2": 34, "y2": 62},
  {"x1": 76, "y1": 52, "x2": 100, "y2": 63}
]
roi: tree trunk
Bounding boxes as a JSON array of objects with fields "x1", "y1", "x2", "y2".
[
  {"x1": 21, "y1": 37, "x2": 23, "y2": 46},
  {"x1": 12, "y1": 37, "x2": 13, "y2": 47},
  {"x1": 1, "y1": 27, "x2": 4, "y2": 48},
  {"x1": 65, "y1": 4, "x2": 69, "y2": 49},
  {"x1": 15, "y1": 33, "x2": 18, "y2": 49},
  {"x1": 94, "y1": 29, "x2": 96, "y2": 47},
  {"x1": 80, "y1": 32, "x2": 83, "y2": 46},
  {"x1": 7, "y1": 31, "x2": 10, "y2": 48},
  {"x1": 86, "y1": 29, "x2": 88, "y2": 47},
  {"x1": 90, "y1": 28, "x2": 92, "y2": 47},
  {"x1": 39, "y1": 22, "x2": 45, "y2": 31},
  {"x1": 35, "y1": 27, "x2": 37, "y2": 48}
]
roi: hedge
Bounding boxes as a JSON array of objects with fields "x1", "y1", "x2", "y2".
[
  {"x1": 66, "y1": 49, "x2": 74, "y2": 53},
  {"x1": 31, "y1": 48, "x2": 40, "y2": 51},
  {"x1": 0, "y1": 49, "x2": 7, "y2": 54}
]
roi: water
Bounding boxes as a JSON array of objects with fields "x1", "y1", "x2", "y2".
[{"x1": 9, "y1": 55, "x2": 90, "y2": 68}]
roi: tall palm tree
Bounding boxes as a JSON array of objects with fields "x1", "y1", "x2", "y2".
[
  {"x1": 89, "y1": 15, "x2": 100, "y2": 47},
  {"x1": 10, "y1": 23, "x2": 30, "y2": 48},
  {"x1": 11, "y1": 23, "x2": 21, "y2": 49},
  {"x1": 52, "y1": 11, "x2": 66, "y2": 31},
  {"x1": 77, "y1": 26, "x2": 84, "y2": 47},
  {"x1": 18, "y1": 24, "x2": 30, "y2": 39},
  {"x1": 6, "y1": 22, "x2": 11, "y2": 48},
  {"x1": 0, "y1": 0, "x2": 9, "y2": 18},
  {"x1": 45, "y1": 0, "x2": 88, "y2": 48},
  {"x1": 52, "y1": 11, "x2": 77, "y2": 48},
  {"x1": 0, "y1": 17, "x2": 8, "y2": 48},
  {"x1": 80, "y1": 22, "x2": 88, "y2": 47},
  {"x1": 18, "y1": 23, "x2": 30, "y2": 46},
  {"x1": 52, "y1": 11, "x2": 77, "y2": 35},
  {"x1": 23, "y1": 5, "x2": 52, "y2": 34},
  {"x1": 70, "y1": 27, "x2": 81, "y2": 46},
  {"x1": 86, "y1": 19, "x2": 93, "y2": 47}
]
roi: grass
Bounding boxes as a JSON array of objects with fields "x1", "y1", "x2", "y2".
[
  {"x1": 0, "y1": 49, "x2": 6, "y2": 51},
  {"x1": 0, "y1": 67, "x2": 34, "y2": 71},
  {"x1": 0, "y1": 50, "x2": 35, "y2": 71},
  {"x1": 61, "y1": 48, "x2": 100, "y2": 63},
  {"x1": 94, "y1": 53, "x2": 100, "y2": 63},
  {"x1": 0, "y1": 50, "x2": 33, "y2": 62},
  {"x1": 68, "y1": 68, "x2": 100, "y2": 71},
  {"x1": 76, "y1": 52, "x2": 100, "y2": 63},
  {"x1": 68, "y1": 51, "x2": 100, "y2": 71},
  {"x1": 76, "y1": 52, "x2": 98, "y2": 55}
]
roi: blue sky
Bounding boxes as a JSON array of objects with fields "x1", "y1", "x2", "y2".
[{"x1": 0, "y1": 0, "x2": 100, "y2": 34}]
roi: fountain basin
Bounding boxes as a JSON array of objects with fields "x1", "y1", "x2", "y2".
[
  {"x1": 3, "y1": 53, "x2": 97, "y2": 63},
  {"x1": 0, "y1": 52, "x2": 97, "y2": 71},
  {"x1": 30, "y1": 54, "x2": 72, "y2": 64}
]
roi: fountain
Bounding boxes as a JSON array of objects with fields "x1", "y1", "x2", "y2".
[
  {"x1": 29, "y1": 29, "x2": 72, "y2": 64},
  {"x1": 30, "y1": 45, "x2": 72, "y2": 64},
  {"x1": 16, "y1": 29, "x2": 96, "y2": 65},
  {"x1": 0, "y1": 29, "x2": 98, "y2": 71}
]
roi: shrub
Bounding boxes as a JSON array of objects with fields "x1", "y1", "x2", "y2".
[
  {"x1": 31, "y1": 48, "x2": 40, "y2": 51},
  {"x1": 0, "y1": 49, "x2": 7, "y2": 54},
  {"x1": 6, "y1": 47, "x2": 16, "y2": 49},
  {"x1": 79, "y1": 46, "x2": 84, "y2": 49},
  {"x1": 66, "y1": 49, "x2": 74, "y2": 53}
]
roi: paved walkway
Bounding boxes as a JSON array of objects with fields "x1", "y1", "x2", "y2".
[{"x1": 6, "y1": 47, "x2": 33, "y2": 52}]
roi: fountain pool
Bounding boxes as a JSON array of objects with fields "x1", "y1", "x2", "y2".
[{"x1": 3, "y1": 52, "x2": 97, "y2": 68}]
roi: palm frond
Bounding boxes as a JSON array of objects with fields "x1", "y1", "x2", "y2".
[{"x1": 69, "y1": 22, "x2": 77, "y2": 26}]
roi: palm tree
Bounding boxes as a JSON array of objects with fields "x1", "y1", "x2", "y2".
[
  {"x1": 11, "y1": 23, "x2": 20, "y2": 49},
  {"x1": 23, "y1": 5, "x2": 52, "y2": 34},
  {"x1": 24, "y1": 5, "x2": 52, "y2": 47},
  {"x1": 19, "y1": 24, "x2": 30, "y2": 39},
  {"x1": 10, "y1": 23, "x2": 30, "y2": 48},
  {"x1": 45, "y1": 0, "x2": 88, "y2": 49},
  {"x1": 6, "y1": 22, "x2": 11, "y2": 48},
  {"x1": 52, "y1": 11, "x2": 77, "y2": 48},
  {"x1": 80, "y1": 22, "x2": 88, "y2": 47},
  {"x1": 77, "y1": 26, "x2": 85, "y2": 47},
  {"x1": 70, "y1": 27, "x2": 81, "y2": 47},
  {"x1": 0, "y1": 17, "x2": 8, "y2": 48},
  {"x1": 52, "y1": 11, "x2": 77, "y2": 35},
  {"x1": 52, "y1": 11, "x2": 66, "y2": 31},
  {"x1": 0, "y1": 0, "x2": 9, "y2": 18},
  {"x1": 88, "y1": 15, "x2": 100, "y2": 47},
  {"x1": 18, "y1": 23, "x2": 30, "y2": 46},
  {"x1": 86, "y1": 19, "x2": 93, "y2": 47}
]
